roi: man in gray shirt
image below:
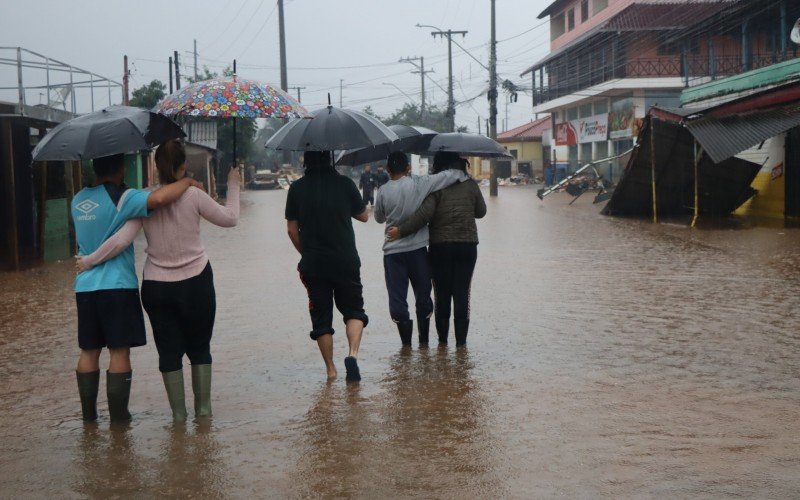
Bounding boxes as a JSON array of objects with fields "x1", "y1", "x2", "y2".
[{"x1": 374, "y1": 152, "x2": 466, "y2": 346}]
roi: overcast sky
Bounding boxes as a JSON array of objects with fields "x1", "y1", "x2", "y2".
[{"x1": 1, "y1": 0, "x2": 553, "y2": 132}]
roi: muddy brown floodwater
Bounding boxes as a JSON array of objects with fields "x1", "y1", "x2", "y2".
[{"x1": 1, "y1": 187, "x2": 800, "y2": 498}]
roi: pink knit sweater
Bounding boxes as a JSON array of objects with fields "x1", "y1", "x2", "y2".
[{"x1": 83, "y1": 183, "x2": 239, "y2": 282}]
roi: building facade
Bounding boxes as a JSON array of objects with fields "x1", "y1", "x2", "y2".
[
  {"x1": 523, "y1": 0, "x2": 799, "y2": 182},
  {"x1": 495, "y1": 116, "x2": 551, "y2": 180}
]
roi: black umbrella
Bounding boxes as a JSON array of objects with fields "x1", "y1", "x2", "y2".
[
  {"x1": 425, "y1": 132, "x2": 512, "y2": 158},
  {"x1": 265, "y1": 105, "x2": 399, "y2": 152},
  {"x1": 32, "y1": 105, "x2": 185, "y2": 161},
  {"x1": 335, "y1": 124, "x2": 438, "y2": 166}
]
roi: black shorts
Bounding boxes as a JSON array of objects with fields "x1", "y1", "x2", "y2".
[
  {"x1": 76, "y1": 289, "x2": 147, "y2": 350},
  {"x1": 298, "y1": 268, "x2": 369, "y2": 341}
]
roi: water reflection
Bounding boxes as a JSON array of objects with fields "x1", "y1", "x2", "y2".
[
  {"x1": 74, "y1": 424, "x2": 147, "y2": 497},
  {"x1": 381, "y1": 347, "x2": 499, "y2": 496},
  {"x1": 153, "y1": 422, "x2": 231, "y2": 497}
]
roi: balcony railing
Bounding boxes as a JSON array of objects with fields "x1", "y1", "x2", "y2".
[{"x1": 533, "y1": 53, "x2": 799, "y2": 106}]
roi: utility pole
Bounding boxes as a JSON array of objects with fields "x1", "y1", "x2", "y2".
[
  {"x1": 168, "y1": 56, "x2": 173, "y2": 94},
  {"x1": 123, "y1": 55, "x2": 129, "y2": 105},
  {"x1": 173, "y1": 50, "x2": 181, "y2": 90},
  {"x1": 289, "y1": 86, "x2": 306, "y2": 102},
  {"x1": 428, "y1": 28, "x2": 468, "y2": 132},
  {"x1": 339, "y1": 79, "x2": 344, "y2": 107},
  {"x1": 278, "y1": 0, "x2": 290, "y2": 166},
  {"x1": 278, "y1": 0, "x2": 288, "y2": 92},
  {"x1": 400, "y1": 56, "x2": 433, "y2": 120},
  {"x1": 489, "y1": 0, "x2": 498, "y2": 197},
  {"x1": 193, "y1": 39, "x2": 198, "y2": 80}
]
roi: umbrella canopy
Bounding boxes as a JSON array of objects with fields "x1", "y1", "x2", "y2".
[
  {"x1": 32, "y1": 105, "x2": 185, "y2": 161},
  {"x1": 265, "y1": 106, "x2": 399, "y2": 152},
  {"x1": 336, "y1": 124, "x2": 438, "y2": 166},
  {"x1": 155, "y1": 76, "x2": 309, "y2": 119},
  {"x1": 426, "y1": 133, "x2": 512, "y2": 158}
]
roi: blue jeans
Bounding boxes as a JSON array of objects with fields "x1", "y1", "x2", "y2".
[{"x1": 383, "y1": 247, "x2": 434, "y2": 323}]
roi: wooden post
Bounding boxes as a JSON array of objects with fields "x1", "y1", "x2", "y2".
[
  {"x1": 650, "y1": 117, "x2": 658, "y2": 224},
  {"x1": 2, "y1": 121, "x2": 19, "y2": 269},
  {"x1": 37, "y1": 161, "x2": 47, "y2": 262},
  {"x1": 691, "y1": 140, "x2": 700, "y2": 228}
]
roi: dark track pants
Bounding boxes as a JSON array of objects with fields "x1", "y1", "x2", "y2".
[
  {"x1": 383, "y1": 247, "x2": 434, "y2": 323},
  {"x1": 429, "y1": 243, "x2": 477, "y2": 338},
  {"x1": 141, "y1": 263, "x2": 216, "y2": 373}
]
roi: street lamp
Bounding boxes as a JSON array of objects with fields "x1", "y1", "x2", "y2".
[{"x1": 382, "y1": 82, "x2": 416, "y2": 106}]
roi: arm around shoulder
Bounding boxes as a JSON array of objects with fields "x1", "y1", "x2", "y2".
[
  {"x1": 79, "y1": 218, "x2": 143, "y2": 269},
  {"x1": 147, "y1": 177, "x2": 202, "y2": 209},
  {"x1": 398, "y1": 192, "x2": 437, "y2": 236}
]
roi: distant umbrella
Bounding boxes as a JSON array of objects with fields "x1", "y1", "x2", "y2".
[
  {"x1": 426, "y1": 132, "x2": 512, "y2": 158},
  {"x1": 336, "y1": 124, "x2": 438, "y2": 166},
  {"x1": 265, "y1": 105, "x2": 399, "y2": 152},
  {"x1": 31, "y1": 105, "x2": 185, "y2": 161}
]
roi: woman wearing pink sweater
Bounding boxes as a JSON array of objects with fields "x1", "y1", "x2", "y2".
[{"x1": 78, "y1": 140, "x2": 239, "y2": 422}]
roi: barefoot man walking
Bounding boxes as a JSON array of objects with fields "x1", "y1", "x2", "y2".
[{"x1": 286, "y1": 151, "x2": 370, "y2": 381}]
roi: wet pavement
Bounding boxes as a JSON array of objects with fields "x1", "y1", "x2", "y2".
[{"x1": 1, "y1": 186, "x2": 800, "y2": 498}]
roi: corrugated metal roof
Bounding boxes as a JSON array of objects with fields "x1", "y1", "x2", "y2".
[
  {"x1": 686, "y1": 102, "x2": 800, "y2": 163},
  {"x1": 187, "y1": 121, "x2": 217, "y2": 150},
  {"x1": 497, "y1": 116, "x2": 551, "y2": 142}
]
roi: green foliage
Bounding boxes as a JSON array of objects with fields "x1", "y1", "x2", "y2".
[
  {"x1": 368, "y1": 103, "x2": 468, "y2": 133},
  {"x1": 129, "y1": 80, "x2": 166, "y2": 110}
]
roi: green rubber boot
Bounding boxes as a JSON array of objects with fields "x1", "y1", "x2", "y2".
[
  {"x1": 76, "y1": 370, "x2": 100, "y2": 422},
  {"x1": 161, "y1": 369, "x2": 188, "y2": 422},
  {"x1": 106, "y1": 371, "x2": 132, "y2": 422},
  {"x1": 191, "y1": 364, "x2": 212, "y2": 417}
]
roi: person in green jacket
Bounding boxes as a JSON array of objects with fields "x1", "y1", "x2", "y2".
[{"x1": 387, "y1": 152, "x2": 486, "y2": 346}]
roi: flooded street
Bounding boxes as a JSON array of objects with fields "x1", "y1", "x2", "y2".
[{"x1": 1, "y1": 187, "x2": 800, "y2": 498}]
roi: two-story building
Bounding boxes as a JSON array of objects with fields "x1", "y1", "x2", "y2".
[{"x1": 523, "y1": 0, "x2": 798, "y2": 182}]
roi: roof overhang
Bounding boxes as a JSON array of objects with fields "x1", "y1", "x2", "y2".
[
  {"x1": 0, "y1": 101, "x2": 75, "y2": 128},
  {"x1": 532, "y1": 77, "x2": 686, "y2": 114}
]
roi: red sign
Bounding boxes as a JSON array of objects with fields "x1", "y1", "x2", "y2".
[
  {"x1": 555, "y1": 122, "x2": 577, "y2": 146},
  {"x1": 772, "y1": 162, "x2": 784, "y2": 180}
]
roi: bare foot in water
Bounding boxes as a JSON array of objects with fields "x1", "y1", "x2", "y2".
[{"x1": 326, "y1": 367, "x2": 337, "y2": 379}]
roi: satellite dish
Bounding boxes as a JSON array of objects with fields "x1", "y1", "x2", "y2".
[{"x1": 792, "y1": 18, "x2": 800, "y2": 44}]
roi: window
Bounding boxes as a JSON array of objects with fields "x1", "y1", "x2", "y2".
[
  {"x1": 593, "y1": 0, "x2": 608, "y2": 15},
  {"x1": 551, "y1": 13, "x2": 566, "y2": 40},
  {"x1": 581, "y1": 0, "x2": 589, "y2": 22},
  {"x1": 510, "y1": 149, "x2": 518, "y2": 159},
  {"x1": 657, "y1": 32, "x2": 680, "y2": 56},
  {"x1": 567, "y1": 9, "x2": 575, "y2": 31},
  {"x1": 580, "y1": 143, "x2": 592, "y2": 163},
  {"x1": 594, "y1": 99, "x2": 608, "y2": 115},
  {"x1": 579, "y1": 103, "x2": 593, "y2": 118},
  {"x1": 567, "y1": 107, "x2": 578, "y2": 121}
]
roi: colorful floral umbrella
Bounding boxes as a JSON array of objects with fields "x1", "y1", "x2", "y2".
[
  {"x1": 155, "y1": 75, "x2": 310, "y2": 171},
  {"x1": 156, "y1": 76, "x2": 309, "y2": 119}
]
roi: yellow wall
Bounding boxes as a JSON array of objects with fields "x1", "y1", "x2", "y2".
[
  {"x1": 736, "y1": 170, "x2": 785, "y2": 219},
  {"x1": 734, "y1": 134, "x2": 785, "y2": 219},
  {"x1": 502, "y1": 140, "x2": 543, "y2": 162}
]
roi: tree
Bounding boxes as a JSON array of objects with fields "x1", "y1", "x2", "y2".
[
  {"x1": 129, "y1": 80, "x2": 166, "y2": 109},
  {"x1": 369, "y1": 103, "x2": 468, "y2": 133}
]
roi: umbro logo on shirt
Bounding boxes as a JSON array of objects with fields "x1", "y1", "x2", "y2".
[{"x1": 75, "y1": 199, "x2": 99, "y2": 221}]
